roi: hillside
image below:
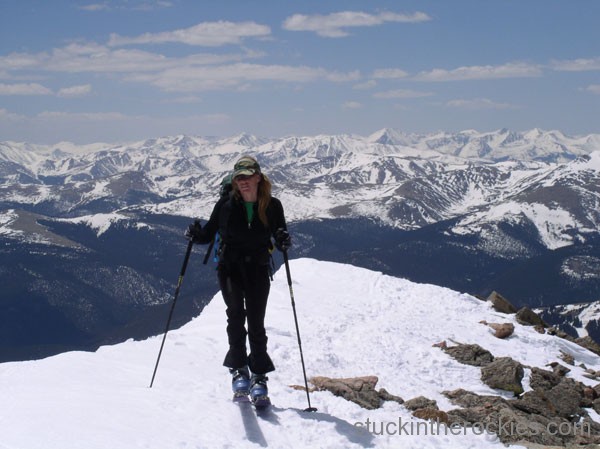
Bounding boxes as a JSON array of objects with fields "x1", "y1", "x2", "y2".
[{"x1": 1, "y1": 259, "x2": 599, "y2": 449}]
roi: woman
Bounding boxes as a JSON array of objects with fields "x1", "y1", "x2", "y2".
[{"x1": 186, "y1": 155, "x2": 291, "y2": 404}]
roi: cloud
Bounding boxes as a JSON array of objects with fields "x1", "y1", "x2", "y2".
[
  {"x1": 78, "y1": 3, "x2": 110, "y2": 11},
  {"x1": 342, "y1": 101, "x2": 362, "y2": 109},
  {"x1": 57, "y1": 84, "x2": 92, "y2": 97},
  {"x1": 282, "y1": 10, "x2": 431, "y2": 38},
  {"x1": 128, "y1": 63, "x2": 360, "y2": 92},
  {"x1": 0, "y1": 82, "x2": 52, "y2": 95},
  {"x1": 551, "y1": 57, "x2": 600, "y2": 72},
  {"x1": 373, "y1": 89, "x2": 433, "y2": 99},
  {"x1": 585, "y1": 84, "x2": 600, "y2": 94},
  {"x1": 372, "y1": 68, "x2": 409, "y2": 79},
  {"x1": 353, "y1": 80, "x2": 377, "y2": 90},
  {"x1": 78, "y1": 1, "x2": 173, "y2": 12},
  {"x1": 415, "y1": 62, "x2": 542, "y2": 81},
  {"x1": 108, "y1": 21, "x2": 271, "y2": 47},
  {"x1": 0, "y1": 44, "x2": 257, "y2": 74},
  {"x1": 0, "y1": 108, "x2": 26, "y2": 121},
  {"x1": 445, "y1": 98, "x2": 516, "y2": 110}
]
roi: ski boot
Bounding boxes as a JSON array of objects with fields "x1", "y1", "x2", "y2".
[
  {"x1": 230, "y1": 366, "x2": 250, "y2": 401},
  {"x1": 250, "y1": 373, "x2": 271, "y2": 409}
]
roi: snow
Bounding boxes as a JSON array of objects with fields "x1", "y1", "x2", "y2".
[
  {"x1": 453, "y1": 200, "x2": 581, "y2": 249},
  {"x1": 59, "y1": 212, "x2": 131, "y2": 236},
  {"x1": 2, "y1": 258, "x2": 598, "y2": 449}
]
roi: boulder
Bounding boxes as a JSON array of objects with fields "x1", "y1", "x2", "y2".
[
  {"x1": 403, "y1": 396, "x2": 438, "y2": 411},
  {"x1": 443, "y1": 343, "x2": 494, "y2": 367},
  {"x1": 487, "y1": 291, "x2": 517, "y2": 314},
  {"x1": 309, "y1": 375, "x2": 381, "y2": 409},
  {"x1": 515, "y1": 307, "x2": 547, "y2": 327},
  {"x1": 481, "y1": 357, "x2": 524, "y2": 395}
]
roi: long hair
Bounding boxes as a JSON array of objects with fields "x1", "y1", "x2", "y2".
[{"x1": 233, "y1": 174, "x2": 272, "y2": 227}]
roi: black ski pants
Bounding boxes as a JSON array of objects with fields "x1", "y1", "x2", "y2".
[{"x1": 218, "y1": 262, "x2": 275, "y2": 374}]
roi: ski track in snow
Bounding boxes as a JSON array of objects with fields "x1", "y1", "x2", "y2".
[{"x1": 1, "y1": 258, "x2": 599, "y2": 449}]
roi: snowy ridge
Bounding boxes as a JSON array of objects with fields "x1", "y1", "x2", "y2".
[
  {"x1": 0, "y1": 128, "x2": 599, "y2": 252},
  {"x1": 1, "y1": 259, "x2": 599, "y2": 449}
]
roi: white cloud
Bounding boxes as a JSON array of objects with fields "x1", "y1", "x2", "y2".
[
  {"x1": 415, "y1": 62, "x2": 542, "y2": 81},
  {"x1": 353, "y1": 80, "x2": 377, "y2": 90},
  {"x1": 108, "y1": 21, "x2": 271, "y2": 47},
  {"x1": 57, "y1": 84, "x2": 92, "y2": 97},
  {"x1": 37, "y1": 111, "x2": 131, "y2": 121},
  {"x1": 552, "y1": 57, "x2": 600, "y2": 72},
  {"x1": 78, "y1": 3, "x2": 110, "y2": 11},
  {"x1": 585, "y1": 84, "x2": 600, "y2": 94},
  {"x1": 342, "y1": 101, "x2": 362, "y2": 109},
  {"x1": 372, "y1": 68, "x2": 409, "y2": 79},
  {"x1": 282, "y1": 10, "x2": 431, "y2": 38},
  {"x1": 0, "y1": 108, "x2": 25, "y2": 121},
  {"x1": 128, "y1": 63, "x2": 360, "y2": 92},
  {"x1": 0, "y1": 82, "x2": 52, "y2": 95},
  {"x1": 78, "y1": 1, "x2": 173, "y2": 12},
  {"x1": 0, "y1": 44, "x2": 258, "y2": 75},
  {"x1": 373, "y1": 89, "x2": 433, "y2": 99},
  {"x1": 446, "y1": 98, "x2": 516, "y2": 110}
]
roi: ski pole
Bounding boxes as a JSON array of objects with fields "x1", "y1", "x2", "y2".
[
  {"x1": 149, "y1": 237, "x2": 195, "y2": 388},
  {"x1": 283, "y1": 250, "x2": 317, "y2": 412}
]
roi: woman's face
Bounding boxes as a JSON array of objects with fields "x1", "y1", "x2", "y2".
[{"x1": 235, "y1": 173, "x2": 261, "y2": 196}]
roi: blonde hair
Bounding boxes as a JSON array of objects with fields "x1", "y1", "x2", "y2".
[{"x1": 233, "y1": 173, "x2": 272, "y2": 227}]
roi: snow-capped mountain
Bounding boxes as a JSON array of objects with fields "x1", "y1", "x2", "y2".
[
  {"x1": 1, "y1": 128, "x2": 599, "y2": 249},
  {"x1": 1, "y1": 128, "x2": 599, "y2": 363},
  {"x1": 2, "y1": 259, "x2": 599, "y2": 449}
]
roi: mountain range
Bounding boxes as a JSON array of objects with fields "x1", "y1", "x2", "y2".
[{"x1": 1, "y1": 128, "x2": 599, "y2": 361}]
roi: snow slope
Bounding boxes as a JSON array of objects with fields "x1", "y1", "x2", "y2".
[{"x1": 1, "y1": 259, "x2": 598, "y2": 449}]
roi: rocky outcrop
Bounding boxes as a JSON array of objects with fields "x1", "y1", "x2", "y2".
[
  {"x1": 481, "y1": 357, "x2": 525, "y2": 395},
  {"x1": 442, "y1": 366, "x2": 600, "y2": 446},
  {"x1": 442, "y1": 343, "x2": 494, "y2": 366},
  {"x1": 308, "y1": 376, "x2": 404, "y2": 410},
  {"x1": 487, "y1": 291, "x2": 518, "y2": 314},
  {"x1": 516, "y1": 307, "x2": 547, "y2": 327}
]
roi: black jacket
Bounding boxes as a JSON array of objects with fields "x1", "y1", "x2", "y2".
[{"x1": 198, "y1": 194, "x2": 287, "y2": 266}]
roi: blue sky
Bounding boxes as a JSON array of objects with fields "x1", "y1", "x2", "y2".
[{"x1": 0, "y1": 0, "x2": 599, "y2": 144}]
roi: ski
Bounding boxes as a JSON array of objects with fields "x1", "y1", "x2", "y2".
[
  {"x1": 233, "y1": 391, "x2": 250, "y2": 403},
  {"x1": 251, "y1": 394, "x2": 271, "y2": 409}
]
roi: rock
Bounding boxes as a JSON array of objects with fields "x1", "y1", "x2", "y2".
[
  {"x1": 529, "y1": 368, "x2": 585, "y2": 419},
  {"x1": 377, "y1": 388, "x2": 404, "y2": 405},
  {"x1": 481, "y1": 357, "x2": 525, "y2": 395},
  {"x1": 443, "y1": 343, "x2": 494, "y2": 367},
  {"x1": 533, "y1": 324, "x2": 546, "y2": 334},
  {"x1": 510, "y1": 391, "x2": 557, "y2": 418},
  {"x1": 403, "y1": 396, "x2": 438, "y2": 411},
  {"x1": 487, "y1": 322, "x2": 515, "y2": 339},
  {"x1": 487, "y1": 291, "x2": 517, "y2": 314},
  {"x1": 543, "y1": 378, "x2": 585, "y2": 419},
  {"x1": 515, "y1": 307, "x2": 547, "y2": 327},
  {"x1": 529, "y1": 367, "x2": 562, "y2": 391},
  {"x1": 309, "y1": 375, "x2": 381, "y2": 409},
  {"x1": 412, "y1": 408, "x2": 449, "y2": 424},
  {"x1": 559, "y1": 351, "x2": 575, "y2": 366},
  {"x1": 443, "y1": 388, "x2": 508, "y2": 409},
  {"x1": 593, "y1": 398, "x2": 600, "y2": 414},
  {"x1": 546, "y1": 361, "x2": 571, "y2": 377}
]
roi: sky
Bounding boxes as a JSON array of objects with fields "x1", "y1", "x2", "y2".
[{"x1": 0, "y1": 0, "x2": 599, "y2": 144}]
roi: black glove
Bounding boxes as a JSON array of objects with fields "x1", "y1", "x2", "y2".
[
  {"x1": 274, "y1": 228, "x2": 292, "y2": 252},
  {"x1": 184, "y1": 220, "x2": 203, "y2": 243}
]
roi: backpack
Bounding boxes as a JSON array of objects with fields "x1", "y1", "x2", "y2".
[{"x1": 202, "y1": 174, "x2": 233, "y2": 265}]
